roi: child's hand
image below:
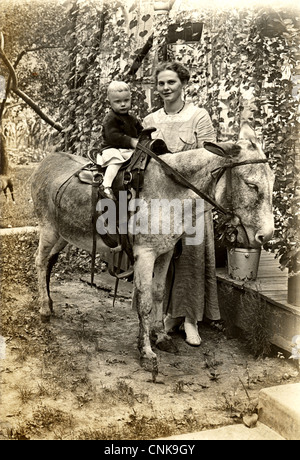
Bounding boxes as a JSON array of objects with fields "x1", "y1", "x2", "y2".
[{"x1": 130, "y1": 138, "x2": 139, "y2": 149}]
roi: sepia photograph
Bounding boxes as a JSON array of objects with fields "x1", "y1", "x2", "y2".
[{"x1": 0, "y1": 0, "x2": 299, "y2": 443}]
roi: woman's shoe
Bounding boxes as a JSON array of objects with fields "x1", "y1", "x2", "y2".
[{"x1": 184, "y1": 321, "x2": 201, "y2": 347}]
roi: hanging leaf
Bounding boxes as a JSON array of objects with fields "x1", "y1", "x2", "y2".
[
  {"x1": 142, "y1": 14, "x2": 150, "y2": 22},
  {"x1": 129, "y1": 19, "x2": 138, "y2": 29}
]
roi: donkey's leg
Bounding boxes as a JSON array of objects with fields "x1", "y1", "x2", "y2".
[
  {"x1": 133, "y1": 248, "x2": 157, "y2": 369},
  {"x1": 151, "y1": 250, "x2": 178, "y2": 353},
  {"x1": 35, "y1": 226, "x2": 64, "y2": 322},
  {"x1": 46, "y1": 238, "x2": 68, "y2": 314}
]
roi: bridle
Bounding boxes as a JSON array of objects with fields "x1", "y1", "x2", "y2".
[
  {"x1": 210, "y1": 157, "x2": 269, "y2": 212},
  {"x1": 136, "y1": 141, "x2": 269, "y2": 246},
  {"x1": 210, "y1": 156, "x2": 269, "y2": 246}
]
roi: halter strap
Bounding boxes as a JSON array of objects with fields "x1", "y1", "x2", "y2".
[
  {"x1": 211, "y1": 157, "x2": 269, "y2": 178},
  {"x1": 216, "y1": 158, "x2": 269, "y2": 247}
]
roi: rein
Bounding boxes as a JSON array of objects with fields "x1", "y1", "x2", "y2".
[
  {"x1": 136, "y1": 142, "x2": 229, "y2": 214},
  {"x1": 136, "y1": 142, "x2": 270, "y2": 248},
  {"x1": 136, "y1": 142, "x2": 269, "y2": 216}
]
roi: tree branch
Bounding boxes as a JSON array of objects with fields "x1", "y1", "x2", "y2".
[
  {"x1": 126, "y1": 33, "x2": 154, "y2": 76},
  {"x1": 0, "y1": 32, "x2": 63, "y2": 132},
  {"x1": 0, "y1": 33, "x2": 18, "y2": 88},
  {"x1": 14, "y1": 46, "x2": 64, "y2": 68},
  {"x1": 13, "y1": 87, "x2": 63, "y2": 131}
]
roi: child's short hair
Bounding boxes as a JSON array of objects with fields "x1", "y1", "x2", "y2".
[{"x1": 107, "y1": 81, "x2": 130, "y2": 97}]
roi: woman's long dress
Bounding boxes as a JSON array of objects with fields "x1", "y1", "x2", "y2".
[{"x1": 143, "y1": 103, "x2": 220, "y2": 322}]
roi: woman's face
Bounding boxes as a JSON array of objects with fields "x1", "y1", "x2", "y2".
[{"x1": 156, "y1": 70, "x2": 185, "y2": 104}]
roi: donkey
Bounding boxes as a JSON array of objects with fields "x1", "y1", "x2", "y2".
[{"x1": 31, "y1": 124, "x2": 275, "y2": 372}]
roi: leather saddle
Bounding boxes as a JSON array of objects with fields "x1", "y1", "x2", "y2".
[
  {"x1": 75, "y1": 129, "x2": 169, "y2": 282},
  {"x1": 76, "y1": 128, "x2": 169, "y2": 197}
]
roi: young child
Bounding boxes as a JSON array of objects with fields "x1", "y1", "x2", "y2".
[{"x1": 97, "y1": 81, "x2": 143, "y2": 200}]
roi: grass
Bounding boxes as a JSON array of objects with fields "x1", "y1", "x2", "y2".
[
  {"x1": 6, "y1": 404, "x2": 74, "y2": 440},
  {"x1": 75, "y1": 406, "x2": 210, "y2": 440},
  {"x1": 239, "y1": 290, "x2": 272, "y2": 357},
  {"x1": 15, "y1": 385, "x2": 35, "y2": 404},
  {"x1": 0, "y1": 163, "x2": 37, "y2": 228},
  {"x1": 218, "y1": 283, "x2": 272, "y2": 357}
]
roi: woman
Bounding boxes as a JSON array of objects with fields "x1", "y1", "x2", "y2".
[{"x1": 143, "y1": 61, "x2": 221, "y2": 347}]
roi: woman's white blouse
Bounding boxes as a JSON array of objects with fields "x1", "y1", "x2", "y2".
[{"x1": 143, "y1": 103, "x2": 216, "y2": 153}]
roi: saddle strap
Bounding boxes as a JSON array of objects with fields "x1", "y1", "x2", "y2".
[{"x1": 91, "y1": 181, "x2": 99, "y2": 286}]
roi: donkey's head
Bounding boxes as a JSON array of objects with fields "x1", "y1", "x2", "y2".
[{"x1": 206, "y1": 123, "x2": 275, "y2": 248}]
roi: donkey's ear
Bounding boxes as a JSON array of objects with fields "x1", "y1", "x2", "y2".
[
  {"x1": 238, "y1": 122, "x2": 258, "y2": 144},
  {"x1": 204, "y1": 141, "x2": 241, "y2": 158},
  {"x1": 203, "y1": 142, "x2": 226, "y2": 157}
]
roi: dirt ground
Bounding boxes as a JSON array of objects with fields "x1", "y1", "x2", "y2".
[
  {"x1": 0, "y1": 163, "x2": 299, "y2": 440},
  {"x1": 1, "y1": 243, "x2": 299, "y2": 441}
]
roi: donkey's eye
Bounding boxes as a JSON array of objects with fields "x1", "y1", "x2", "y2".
[{"x1": 246, "y1": 182, "x2": 258, "y2": 191}]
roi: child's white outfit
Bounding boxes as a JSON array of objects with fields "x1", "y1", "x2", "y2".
[{"x1": 97, "y1": 109, "x2": 143, "y2": 190}]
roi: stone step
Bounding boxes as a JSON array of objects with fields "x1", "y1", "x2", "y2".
[
  {"x1": 258, "y1": 383, "x2": 300, "y2": 440},
  {"x1": 158, "y1": 422, "x2": 285, "y2": 440}
]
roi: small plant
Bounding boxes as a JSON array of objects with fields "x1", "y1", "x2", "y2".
[
  {"x1": 33, "y1": 404, "x2": 74, "y2": 431},
  {"x1": 7, "y1": 404, "x2": 74, "y2": 440},
  {"x1": 97, "y1": 380, "x2": 148, "y2": 408},
  {"x1": 174, "y1": 380, "x2": 186, "y2": 394},
  {"x1": 15, "y1": 385, "x2": 35, "y2": 404},
  {"x1": 214, "y1": 213, "x2": 241, "y2": 249},
  {"x1": 174, "y1": 380, "x2": 195, "y2": 393},
  {"x1": 221, "y1": 389, "x2": 258, "y2": 422}
]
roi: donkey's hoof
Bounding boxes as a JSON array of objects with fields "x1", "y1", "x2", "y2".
[
  {"x1": 155, "y1": 335, "x2": 178, "y2": 354},
  {"x1": 140, "y1": 356, "x2": 159, "y2": 382},
  {"x1": 140, "y1": 354, "x2": 157, "y2": 372},
  {"x1": 40, "y1": 312, "x2": 51, "y2": 323}
]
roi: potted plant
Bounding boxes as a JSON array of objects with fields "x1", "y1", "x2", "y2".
[{"x1": 215, "y1": 213, "x2": 262, "y2": 281}]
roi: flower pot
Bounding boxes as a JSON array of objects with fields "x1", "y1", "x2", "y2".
[
  {"x1": 288, "y1": 264, "x2": 300, "y2": 307},
  {"x1": 227, "y1": 247, "x2": 261, "y2": 281}
]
